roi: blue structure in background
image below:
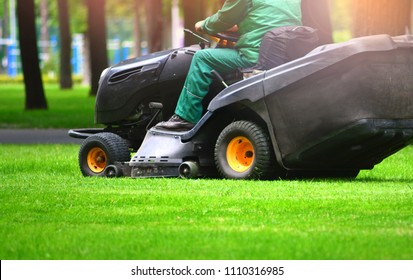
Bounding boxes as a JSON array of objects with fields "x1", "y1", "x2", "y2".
[
  {"x1": 72, "y1": 44, "x2": 80, "y2": 75},
  {"x1": 7, "y1": 39, "x2": 17, "y2": 77},
  {"x1": 112, "y1": 39, "x2": 132, "y2": 65},
  {"x1": 51, "y1": 35, "x2": 58, "y2": 55},
  {"x1": 122, "y1": 46, "x2": 130, "y2": 61},
  {"x1": 113, "y1": 39, "x2": 121, "y2": 65},
  {"x1": 71, "y1": 34, "x2": 83, "y2": 75},
  {"x1": 1, "y1": 34, "x2": 137, "y2": 77}
]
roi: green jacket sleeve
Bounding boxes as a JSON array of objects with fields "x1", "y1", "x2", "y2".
[{"x1": 202, "y1": 0, "x2": 253, "y2": 34}]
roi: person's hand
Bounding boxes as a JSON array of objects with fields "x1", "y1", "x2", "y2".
[
  {"x1": 227, "y1": 25, "x2": 239, "y2": 32},
  {"x1": 195, "y1": 20, "x2": 205, "y2": 32}
]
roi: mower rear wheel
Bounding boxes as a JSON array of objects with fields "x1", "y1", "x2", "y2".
[
  {"x1": 79, "y1": 133, "x2": 130, "y2": 177},
  {"x1": 215, "y1": 121, "x2": 275, "y2": 180}
]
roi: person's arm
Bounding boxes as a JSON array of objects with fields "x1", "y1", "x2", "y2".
[
  {"x1": 199, "y1": 0, "x2": 251, "y2": 34},
  {"x1": 195, "y1": 20, "x2": 239, "y2": 33}
]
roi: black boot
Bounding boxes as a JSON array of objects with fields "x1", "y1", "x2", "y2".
[{"x1": 154, "y1": 114, "x2": 195, "y2": 131}]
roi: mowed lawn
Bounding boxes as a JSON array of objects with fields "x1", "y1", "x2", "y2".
[
  {"x1": 0, "y1": 144, "x2": 412, "y2": 260},
  {"x1": 0, "y1": 84, "x2": 96, "y2": 129}
]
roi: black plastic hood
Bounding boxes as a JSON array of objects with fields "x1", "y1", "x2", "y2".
[{"x1": 95, "y1": 47, "x2": 196, "y2": 125}]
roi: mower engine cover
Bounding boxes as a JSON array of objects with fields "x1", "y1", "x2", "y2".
[{"x1": 95, "y1": 46, "x2": 199, "y2": 125}]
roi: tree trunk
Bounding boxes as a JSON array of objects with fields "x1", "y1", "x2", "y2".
[
  {"x1": 39, "y1": 0, "x2": 50, "y2": 61},
  {"x1": 1, "y1": 0, "x2": 9, "y2": 71},
  {"x1": 82, "y1": 33, "x2": 91, "y2": 85},
  {"x1": 301, "y1": 0, "x2": 333, "y2": 45},
  {"x1": 86, "y1": 0, "x2": 108, "y2": 96},
  {"x1": 162, "y1": 0, "x2": 172, "y2": 50},
  {"x1": 133, "y1": 0, "x2": 142, "y2": 57},
  {"x1": 182, "y1": 0, "x2": 206, "y2": 46},
  {"x1": 144, "y1": 0, "x2": 163, "y2": 52},
  {"x1": 57, "y1": 0, "x2": 73, "y2": 89},
  {"x1": 17, "y1": 0, "x2": 48, "y2": 110},
  {"x1": 2, "y1": 1, "x2": 9, "y2": 38},
  {"x1": 352, "y1": 0, "x2": 411, "y2": 37}
]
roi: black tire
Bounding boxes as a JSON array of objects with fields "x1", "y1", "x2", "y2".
[
  {"x1": 78, "y1": 133, "x2": 131, "y2": 177},
  {"x1": 214, "y1": 121, "x2": 275, "y2": 180}
]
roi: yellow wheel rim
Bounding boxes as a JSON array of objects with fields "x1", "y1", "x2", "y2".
[
  {"x1": 87, "y1": 147, "x2": 107, "y2": 173},
  {"x1": 226, "y1": 136, "x2": 255, "y2": 173}
]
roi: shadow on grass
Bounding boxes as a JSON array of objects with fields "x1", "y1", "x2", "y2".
[{"x1": 355, "y1": 177, "x2": 413, "y2": 185}]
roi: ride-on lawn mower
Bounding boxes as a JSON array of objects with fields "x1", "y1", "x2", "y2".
[{"x1": 69, "y1": 29, "x2": 413, "y2": 180}]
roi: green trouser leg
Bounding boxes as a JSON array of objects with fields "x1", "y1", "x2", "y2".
[{"x1": 175, "y1": 48, "x2": 255, "y2": 124}]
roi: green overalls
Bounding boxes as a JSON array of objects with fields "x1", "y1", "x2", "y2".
[{"x1": 175, "y1": 0, "x2": 302, "y2": 124}]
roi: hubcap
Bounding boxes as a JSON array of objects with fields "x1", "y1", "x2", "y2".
[
  {"x1": 87, "y1": 147, "x2": 107, "y2": 173},
  {"x1": 226, "y1": 136, "x2": 254, "y2": 172}
]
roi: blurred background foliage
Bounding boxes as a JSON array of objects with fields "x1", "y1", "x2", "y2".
[{"x1": 1, "y1": 0, "x2": 411, "y2": 76}]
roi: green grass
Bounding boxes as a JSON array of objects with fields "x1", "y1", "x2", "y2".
[
  {"x1": 0, "y1": 84, "x2": 96, "y2": 129},
  {"x1": 0, "y1": 144, "x2": 412, "y2": 260}
]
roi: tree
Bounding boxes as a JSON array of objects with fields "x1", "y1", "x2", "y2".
[
  {"x1": 39, "y1": 0, "x2": 50, "y2": 60},
  {"x1": 301, "y1": 0, "x2": 333, "y2": 44},
  {"x1": 1, "y1": 0, "x2": 9, "y2": 75},
  {"x1": 352, "y1": 0, "x2": 411, "y2": 37},
  {"x1": 182, "y1": 0, "x2": 232, "y2": 46},
  {"x1": 17, "y1": 0, "x2": 48, "y2": 110},
  {"x1": 144, "y1": 0, "x2": 163, "y2": 52},
  {"x1": 182, "y1": 0, "x2": 206, "y2": 46},
  {"x1": 57, "y1": 0, "x2": 73, "y2": 89},
  {"x1": 86, "y1": 0, "x2": 108, "y2": 95},
  {"x1": 133, "y1": 0, "x2": 143, "y2": 56}
]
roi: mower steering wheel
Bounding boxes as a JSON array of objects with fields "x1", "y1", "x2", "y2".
[
  {"x1": 184, "y1": 29, "x2": 240, "y2": 49},
  {"x1": 207, "y1": 31, "x2": 240, "y2": 48},
  {"x1": 213, "y1": 31, "x2": 240, "y2": 43}
]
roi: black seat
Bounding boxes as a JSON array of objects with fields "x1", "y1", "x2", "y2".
[{"x1": 243, "y1": 26, "x2": 319, "y2": 76}]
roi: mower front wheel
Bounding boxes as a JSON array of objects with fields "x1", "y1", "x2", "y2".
[
  {"x1": 78, "y1": 133, "x2": 131, "y2": 177},
  {"x1": 214, "y1": 121, "x2": 275, "y2": 180}
]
